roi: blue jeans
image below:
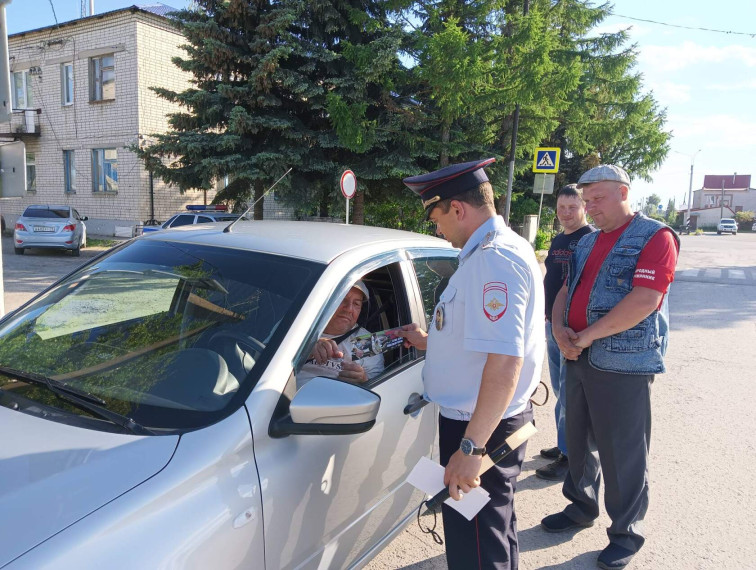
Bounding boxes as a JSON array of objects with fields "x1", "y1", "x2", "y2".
[{"x1": 545, "y1": 320, "x2": 567, "y2": 456}]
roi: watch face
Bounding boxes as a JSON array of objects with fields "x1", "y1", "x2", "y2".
[{"x1": 460, "y1": 438, "x2": 473, "y2": 455}]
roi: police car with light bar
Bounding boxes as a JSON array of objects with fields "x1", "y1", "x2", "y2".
[{"x1": 142, "y1": 205, "x2": 242, "y2": 233}]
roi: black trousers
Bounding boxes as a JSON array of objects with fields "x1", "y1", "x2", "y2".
[
  {"x1": 439, "y1": 403, "x2": 533, "y2": 570},
  {"x1": 562, "y1": 352, "x2": 653, "y2": 553}
]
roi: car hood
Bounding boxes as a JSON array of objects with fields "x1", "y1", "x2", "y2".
[{"x1": 0, "y1": 406, "x2": 179, "y2": 568}]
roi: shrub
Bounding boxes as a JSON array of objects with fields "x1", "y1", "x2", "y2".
[
  {"x1": 534, "y1": 229, "x2": 550, "y2": 251},
  {"x1": 694, "y1": 229, "x2": 704, "y2": 235}
]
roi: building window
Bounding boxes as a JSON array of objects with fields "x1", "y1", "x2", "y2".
[
  {"x1": 61, "y1": 62, "x2": 74, "y2": 105},
  {"x1": 92, "y1": 148, "x2": 118, "y2": 192},
  {"x1": 26, "y1": 152, "x2": 36, "y2": 192},
  {"x1": 12, "y1": 70, "x2": 34, "y2": 109},
  {"x1": 64, "y1": 150, "x2": 76, "y2": 193},
  {"x1": 90, "y1": 54, "x2": 115, "y2": 101}
]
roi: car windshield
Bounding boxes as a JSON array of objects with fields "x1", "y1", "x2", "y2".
[
  {"x1": 0, "y1": 239, "x2": 323, "y2": 433},
  {"x1": 721, "y1": 219, "x2": 735, "y2": 224},
  {"x1": 23, "y1": 207, "x2": 70, "y2": 219}
]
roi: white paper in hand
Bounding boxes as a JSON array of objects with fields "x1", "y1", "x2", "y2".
[{"x1": 406, "y1": 456, "x2": 491, "y2": 521}]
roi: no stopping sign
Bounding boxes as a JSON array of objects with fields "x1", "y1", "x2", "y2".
[{"x1": 341, "y1": 170, "x2": 356, "y2": 199}]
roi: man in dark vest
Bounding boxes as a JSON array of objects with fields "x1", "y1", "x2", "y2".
[
  {"x1": 537, "y1": 184, "x2": 594, "y2": 481},
  {"x1": 540, "y1": 165, "x2": 679, "y2": 570}
]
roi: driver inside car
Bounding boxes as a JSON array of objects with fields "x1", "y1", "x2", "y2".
[{"x1": 297, "y1": 280, "x2": 384, "y2": 387}]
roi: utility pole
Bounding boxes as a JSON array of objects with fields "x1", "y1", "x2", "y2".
[
  {"x1": 720, "y1": 172, "x2": 737, "y2": 219},
  {"x1": 685, "y1": 149, "x2": 701, "y2": 226},
  {"x1": 720, "y1": 180, "x2": 724, "y2": 220},
  {"x1": 0, "y1": 0, "x2": 11, "y2": 123},
  {"x1": 0, "y1": 0, "x2": 11, "y2": 316},
  {"x1": 502, "y1": 0, "x2": 529, "y2": 225}
]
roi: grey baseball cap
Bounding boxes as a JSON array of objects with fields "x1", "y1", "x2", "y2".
[{"x1": 577, "y1": 164, "x2": 631, "y2": 188}]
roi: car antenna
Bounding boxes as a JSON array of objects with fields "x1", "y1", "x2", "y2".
[{"x1": 223, "y1": 167, "x2": 293, "y2": 233}]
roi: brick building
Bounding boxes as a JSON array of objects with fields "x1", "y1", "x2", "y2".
[
  {"x1": 687, "y1": 174, "x2": 756, "y2": 228},
  {"x1": 0, "y1": 3, "x2": 293, "y2": 236}
]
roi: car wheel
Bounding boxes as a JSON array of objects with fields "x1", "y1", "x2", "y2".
[
  {"x1": 72, "y1": 241, "x2": 81, "y2": 257},
  {"x1": 14, "y1": 247, "x2": 24, "y2": 255},
  {"x1": 717, "y1": 231, "x2": 721, "y2": 235}
]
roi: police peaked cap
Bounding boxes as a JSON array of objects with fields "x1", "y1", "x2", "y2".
[{"x1": 403, "y1": 158, "x2": 496, "y2": 219}]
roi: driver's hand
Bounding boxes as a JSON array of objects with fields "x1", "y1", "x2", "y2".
[
  {"x1": 339, "y1": 359, "x2": 368, "y2": 383},
  {"x1": 310, "y1": 338, "x2": 342, "y2": 364}
]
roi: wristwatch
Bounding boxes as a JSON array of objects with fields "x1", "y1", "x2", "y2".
[{"x1": 460, "y1": 437, "x2": 486, "y2": 456}]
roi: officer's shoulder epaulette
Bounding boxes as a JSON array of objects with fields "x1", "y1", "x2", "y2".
[{"x1": 481, "y1": 230, "x2": 498, "y2": 249}]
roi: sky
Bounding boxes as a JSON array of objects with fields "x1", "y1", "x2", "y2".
[{"x1": 6, "y1": 0, "x2": 756, "y2": 211}]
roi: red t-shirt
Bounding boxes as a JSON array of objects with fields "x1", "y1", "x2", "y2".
[{"x1": 567, "y1": 219, "x2": 678, "y2": 332}]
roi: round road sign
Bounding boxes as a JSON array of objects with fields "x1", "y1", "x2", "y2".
[{"x1": 341, "y1": 170, "x2": 356, "y2": 199}]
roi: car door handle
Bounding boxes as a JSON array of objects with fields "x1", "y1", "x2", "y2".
[{"x1": 404, "y1": 393, "x2": 429, "y2": 416}]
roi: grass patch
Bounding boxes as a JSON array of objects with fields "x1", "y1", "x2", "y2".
[{"x1": 87, "y1": 238, "x2": 119, "y2": 248}]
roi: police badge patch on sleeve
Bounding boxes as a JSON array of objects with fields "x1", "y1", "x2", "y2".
[{"x1": 483, "y1": 282, "x2": 508, "y2": 322}]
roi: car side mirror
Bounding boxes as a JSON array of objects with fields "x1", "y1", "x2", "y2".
[
  {"x1": 269, "y1": 376, "x2": 380, "y2": 437},
  {"x1": 81, "y1": 216, "x2": 88, "y2": 221}
]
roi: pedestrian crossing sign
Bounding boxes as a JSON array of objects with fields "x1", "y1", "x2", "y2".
[{"x1": 533, "y1": 148, "x2": 560, "y2": 173}]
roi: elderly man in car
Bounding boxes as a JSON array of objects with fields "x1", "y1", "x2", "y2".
[{"x1": 298, "y1": 280, "x2": 384, "y2": 386}]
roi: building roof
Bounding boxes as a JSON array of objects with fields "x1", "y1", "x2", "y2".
[
  {"x1": 136, "y1": 3, "x2": 181, "y2": 18},
  {"x1": 9, "y1": 3, "x2": 179, "y2": 39},
  {"x1": 702, "y1": 174, "x2": 752, "y2": 191}
]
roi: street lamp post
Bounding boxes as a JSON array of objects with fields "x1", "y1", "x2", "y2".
[{"x1": 680, "y1": 149, "x2": 702, "y2": 228}]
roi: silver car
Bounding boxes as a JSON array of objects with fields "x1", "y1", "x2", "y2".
[
  {"x1": 0, "y1": 221, "x2": 457, "y2": 569},
  {"x1": 13, "y1": 204, "x2": 88, "y2": 256}
]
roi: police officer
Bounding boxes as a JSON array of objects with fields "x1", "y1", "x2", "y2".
[{"x1": 400, "y1": 158, "x2": 545, "y2": 569}]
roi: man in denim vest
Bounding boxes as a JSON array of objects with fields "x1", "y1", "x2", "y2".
[{"x1": 540, "y1": 165, "x2": 679, "y2": 570}]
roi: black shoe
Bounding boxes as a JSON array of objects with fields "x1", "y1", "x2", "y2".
[
  {"x1": 540, "y1": 446, "x2": 562, "y2": 459},
  {"x1": 536, "y1": 454, "x2": 569, "y2": 481},
  {"x1": 597, "y1": 543, "x2": 636, "y2": 569},
  {"x1": 541, "y1": 512, "x2": 595, "y2": 533}
]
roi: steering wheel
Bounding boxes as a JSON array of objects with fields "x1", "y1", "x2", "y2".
[{"x1": 205, "y1": 330, "x2": 266, "y2": 361}]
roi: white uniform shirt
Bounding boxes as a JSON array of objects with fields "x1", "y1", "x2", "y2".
[
  {"x1": 297, "y1": 328, "x2": 384, "y2": 388},
  {"x1": 423, "y1": 215, "x2": 545, "y2": 420}
]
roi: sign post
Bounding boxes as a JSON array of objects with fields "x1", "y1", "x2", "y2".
[
  {"x1": 533, "y1": 173, "x2": 555, "y2": 230},
  {"x1": 340, "y1": 170, "x2": 356, "y2": 224}
]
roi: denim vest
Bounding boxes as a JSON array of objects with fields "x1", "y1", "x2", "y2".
[{"x1": 565, "y1": 213, "x2": 680, "y2": 375}]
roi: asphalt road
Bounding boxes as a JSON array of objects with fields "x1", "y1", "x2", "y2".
[
  {"x1": 367, "y1": 232, "x2": 756, "y2": 570},
  {"x1": 1, "y1": 235, "x2": 112, "y2": 313},
  {"x1": 2, "y1": 232, "x2": 755, "y2": 569}
]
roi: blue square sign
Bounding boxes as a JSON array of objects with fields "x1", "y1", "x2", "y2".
[{"x1": 533, "y1": 148, "x2": 560, "y2": 173}]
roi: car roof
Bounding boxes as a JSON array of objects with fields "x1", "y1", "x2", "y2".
[
  {"x1": 24, "y1": 205, "x2": 72, "y2": 210},
  {"x1": 142, "y1": 220, "x2": 452, "y2": 263}
]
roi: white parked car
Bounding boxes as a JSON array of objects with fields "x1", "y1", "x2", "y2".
[
  {"x1": 13, "y1": 204, "x2": 88, "y2": 255},
  {"x1": 0, "y1": 221, "x2": 458, "y2": 569},
  {"x1": 717, "y1": 218, "x2": 737, "y2": 235},
  {"x1": 142, "y1": 205, "x2": 242, "y2": 233}
]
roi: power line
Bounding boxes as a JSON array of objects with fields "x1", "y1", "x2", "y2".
[
  {"x1": 47, "y1": 0, "x2": 59, "y2": 27},
  {"x1": 611, "y1": 12, "x2": 756, "y2": 38}
]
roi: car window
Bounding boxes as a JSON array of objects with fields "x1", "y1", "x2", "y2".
[
  {"x1": 22, "y1": 207, "x2": 70, "y2": 219},
  {"x1": 161, "y1": 215, "x2": 178, "y2": 229},
  {"x1": 295, "y1": 262, "x2": 421, "y2": 389},
  {"x1": 170, "y1": 214, "x2": 195, "y2": 227},
  {"x1": 0, "y1": 240, "x2": 324, "y2": 432},
  {"x1": 197, "y1": 216, "x2": 213, "y2": 224},
  {"x1": 412, "y1": 256, "x2": 459, "y2": 327}
]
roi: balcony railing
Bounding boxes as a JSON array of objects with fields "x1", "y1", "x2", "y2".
[{"x1": 0, "y1": 109, "x2": 41, "y2": 137}]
